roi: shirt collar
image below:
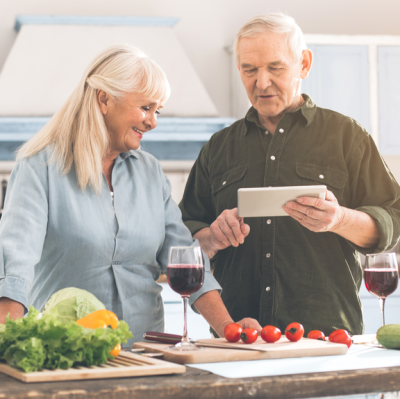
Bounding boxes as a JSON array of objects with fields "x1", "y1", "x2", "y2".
[
  {"x1": 243, "y1": 93, "x2": 317, "y2": 135},
  {"x1": 115, "y1": 150, "x2": 138, "y2": 164},
  {"x1": 298, "y1": 94, "x2": 317, "y2": 127}
]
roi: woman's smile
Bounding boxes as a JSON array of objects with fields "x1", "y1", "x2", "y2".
[{"x1": 132, "y1": 127, "x2": 145, "y2": 138}]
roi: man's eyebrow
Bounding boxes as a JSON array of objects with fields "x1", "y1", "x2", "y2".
[
  {"x1": 240, "y1": 61, "x2": 286, "y2": 68},
  {"x1": 269, "y1": 61, "x2": 285, "y2": 66}
]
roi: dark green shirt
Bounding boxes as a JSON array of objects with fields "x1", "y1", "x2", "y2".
[{"x1": 179, "y1": 95, "x2": 400, "y2": 335}]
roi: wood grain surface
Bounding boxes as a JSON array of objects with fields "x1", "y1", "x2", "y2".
[
  {"x1": 1, "y1": 363, "x2": 400, "y2": 399},
  {"x1": 133, "y1": 337, "x2": 348, "y2": 364}
]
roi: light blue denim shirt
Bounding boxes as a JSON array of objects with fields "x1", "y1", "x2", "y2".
[{"x1": 0, "y1": 147, "x2": 220, "y2": 344}]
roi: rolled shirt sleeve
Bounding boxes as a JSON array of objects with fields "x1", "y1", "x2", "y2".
[
  {"x1": 179, "y1": 145, "x2": 215, "y2": 236},
  {"x1": 347, "y1": 135, "x2": 400, "y2": 255},
  {"x1": 0, "y1": 157, "x2": 48, "y2": 312},
  {"x1": 156, "y1": 172, "x2": 221, "y2": 313}
]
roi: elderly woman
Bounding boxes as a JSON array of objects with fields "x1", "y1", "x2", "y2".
[{"x1": 0, "y1": 45, "x2": 260, "y2": 343}]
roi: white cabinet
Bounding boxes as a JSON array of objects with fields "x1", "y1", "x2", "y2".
[
  {"x1": 302, "y1": 44, "x2": 370, "y2": 132},
  {"x1": 378, "y1": 46, "x2": 400, "y2": 155}
]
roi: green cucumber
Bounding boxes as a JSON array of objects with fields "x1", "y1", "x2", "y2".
[{"x1": 377, "y1": 324, "x2": 400, "y2": 349}]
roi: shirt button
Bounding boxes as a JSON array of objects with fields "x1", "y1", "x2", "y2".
[
  {"x1": 270, "y1": 156, "x2": 275, "y2": 160},
  {"x1": 266, "y1": 253, "x2": 271, "y2": 258},
  {"x1": 279, "y1": 128, "x2": 284, "y2": 133},
  {"x1": 267, "y1": 219, "x2": 271, "y2": 224},
  {"x1": 319, "y1": 175, "x2": 324, "y2": 179},
  {"x1": 265, "y1": 131, "x2": 269, "y2": 135},
  {"x1": 266, "y1": 287, "x2": 271, "y2": 291},
  {"x1": 222, "y1": 181, "x2": 226, "y2": 185}
]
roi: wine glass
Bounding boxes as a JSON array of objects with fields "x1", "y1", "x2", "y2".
[
  {"x1": 364, "y1": 252, "x2": 399, "y2": 327},
  {"x1": 166, "y1": 246, "x2": 205, "y2": 351}
]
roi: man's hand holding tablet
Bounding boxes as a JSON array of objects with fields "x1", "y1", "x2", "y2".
[{"x1": 282, "y1": 189, "x2": 346, "y2": 233}]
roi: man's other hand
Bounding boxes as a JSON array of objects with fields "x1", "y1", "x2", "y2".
[
  {"x1": 210, "y1": 208, "x2": 250, "y2": 249},
  {"x1": 194, "y1": 208, "x2": 250, "y2": 259},
  {"x1": 282, "y1": 190, "x2": 345, "y2": 233}
]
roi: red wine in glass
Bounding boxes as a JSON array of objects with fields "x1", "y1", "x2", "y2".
[
  {"x1": 365, "y1": 253, "x2": 399, "y2": 329},
  {"x1": 364, "y1": 268, "x2": 398, "y2": 298},
  {"x1": 167, "y1": 246, "x2": 204, "y2": 351},
  {"x1": 167, "y1": 264, "x2": 204, "y2": 296}
]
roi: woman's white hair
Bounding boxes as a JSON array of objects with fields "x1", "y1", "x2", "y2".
[
  {"x1": 18, "y1": 44, "x2": 170, "y2": 192},
  {"x1": 234, "y1": 12, "x2": 307, "y2": 63}
]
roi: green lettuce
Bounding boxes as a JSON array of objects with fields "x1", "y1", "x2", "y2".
[
  {"x1": 0, "y1": 307, "x2": 133, "y2": 372},
  {"x1": 42, "y1": 287, "x2": 106, "y2": 323}
]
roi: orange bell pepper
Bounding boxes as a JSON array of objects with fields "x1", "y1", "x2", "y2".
[
  {"x1": 76, "y1": 309, "x2": 119, "y2": 329},
  {"x1": 109, "y1": 343, "x2": 121, "y2": 357},
  {"x1": 76, "y1": 310, "x2": 121, "y2": 357}
]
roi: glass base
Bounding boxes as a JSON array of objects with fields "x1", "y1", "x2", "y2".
[{"x1": 166, "y1": 342, "x2": 203, "y2": 351}]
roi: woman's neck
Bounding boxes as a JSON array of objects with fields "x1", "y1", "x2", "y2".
[{"x1": 102, "y1": 154, "x2": 118, "y2": 191}]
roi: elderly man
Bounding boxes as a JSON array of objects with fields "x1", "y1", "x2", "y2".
[{"x1": 179, "y1": 12, "x2": 400, "y2": 336}]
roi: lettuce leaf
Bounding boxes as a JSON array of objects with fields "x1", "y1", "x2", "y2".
[{"x1": 0, "y1": 307, "x2": 133, "y2": 372}]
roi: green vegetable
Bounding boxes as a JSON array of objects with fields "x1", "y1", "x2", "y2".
[
  {"x1": 43, "y1": 287, "x2": 106, "y2": 323},
  {"x1": 0, "y1": 307, "x2": 133, "y2": 372},
  {"x1": 377, "y1": 324, "x2": 400, "y2": 349}
]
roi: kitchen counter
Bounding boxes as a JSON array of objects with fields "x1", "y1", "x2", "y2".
[{"x1": 1, "y1": 357, "x2": 400, "y2": 399}]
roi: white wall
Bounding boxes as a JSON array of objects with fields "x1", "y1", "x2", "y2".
[{"x1": 1, "y1": 0, "x2": 400, "y2": 117}]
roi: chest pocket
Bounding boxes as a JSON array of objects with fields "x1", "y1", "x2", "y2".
[
  {"x1": 211, "y1": 165, "x2": 247, "y2": 212},
  {"x1": 294, "y1": 163, "x2": 348, "y2": 204}
]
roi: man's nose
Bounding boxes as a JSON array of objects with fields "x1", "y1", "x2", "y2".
[{"x1": 255, "y1": 70, "x2": 272, "y2": 91}]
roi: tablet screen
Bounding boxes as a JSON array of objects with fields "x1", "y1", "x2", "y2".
[{"x1": 238, "y1": 185, "x2": 327, "y2": 217}]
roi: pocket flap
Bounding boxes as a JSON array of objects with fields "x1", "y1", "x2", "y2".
[
  {"x1": 296, "y1": 163, "x2": 348, "y2": 189},
  {"x1": 211, "y1": 165, "x2": 247, "y2": 194}
]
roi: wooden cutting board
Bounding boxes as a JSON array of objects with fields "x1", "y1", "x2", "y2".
[
  {"x1": 0, "y1": 350, "x2": 186, "y2": 383},
  {"x1": 133, "y1": 337, "x2": 348, "y2": 364}
]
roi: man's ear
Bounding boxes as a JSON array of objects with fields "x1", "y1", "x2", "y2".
[
  {"x1": 97, "y1": 90, "x2": 109, "y2": 116},
  {"x1": 300, "y1": 49, "x2": 313, "y2": 80}
]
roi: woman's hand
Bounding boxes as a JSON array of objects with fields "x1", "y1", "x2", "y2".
[{"x1": 0, "y1": 297, "x2": 24, "y2": 324}]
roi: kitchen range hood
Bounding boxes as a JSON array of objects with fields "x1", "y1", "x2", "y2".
[{"x1": 0, "y1": 15, "x2": 234, "y2": 160}]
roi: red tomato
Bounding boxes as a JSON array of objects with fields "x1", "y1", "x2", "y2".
[
  {"x1": 261, "y1": 325, "x2": 282, "y2": 343},
  {"x1": 285, "y1": 322, "x2": 305, "y2": 342},
  {"x1": 224, "y1": 323, "x2": 243, "y2": 343},
  {"x1": 307, "y1": 330, "x2": 325, "y2": 341},
  {"x1": 240, "y1": 328, "x2": 258, "y2": 344},
  {"x1": 328, "y1": 329, "x2": 352, "y2": 348}
]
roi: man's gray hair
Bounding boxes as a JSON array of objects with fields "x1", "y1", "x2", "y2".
[{"x1": 234, "y1": 12, "x2": 307, "y2": 63}]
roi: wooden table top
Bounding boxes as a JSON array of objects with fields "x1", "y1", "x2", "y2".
[{"x1": 1, "y1": 362, "x2": 400, "y2": 399}]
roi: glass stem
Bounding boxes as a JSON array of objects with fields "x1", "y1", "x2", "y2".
[
  {"x1": 379, "y1": 297, "x2": 386, "y2": 327},
  {"x1": 182, "y1": 296, "x2": 189, "y2": 345}
]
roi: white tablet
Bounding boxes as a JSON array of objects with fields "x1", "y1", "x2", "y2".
[{"x1": 238, "y1": 185, "x2": 327, "y2": 217}]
